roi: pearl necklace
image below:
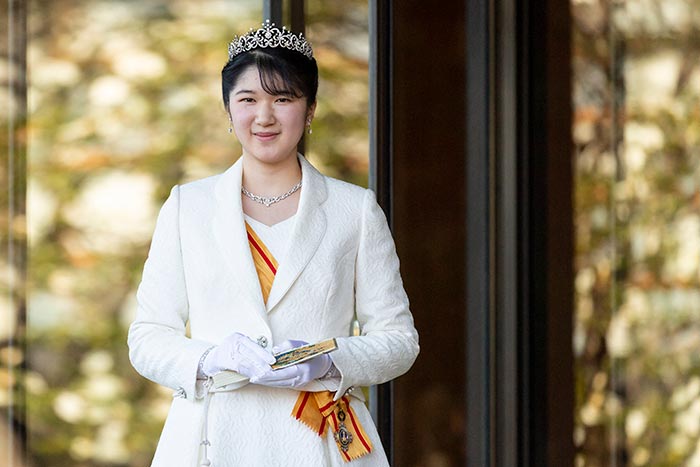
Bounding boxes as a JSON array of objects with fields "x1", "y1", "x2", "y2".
[{"x1": 241, "y1": 180, "x2": 302, "y2": 207}]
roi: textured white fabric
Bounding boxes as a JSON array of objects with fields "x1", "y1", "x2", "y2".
[
  {"x1": 128, "y1": 155, "x2": 419, "y2": 467},
  {"x1": 243, "y1": 213, "x2": 296, "y2": 264}
]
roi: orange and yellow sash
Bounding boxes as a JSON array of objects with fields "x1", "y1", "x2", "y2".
[
  {"x1": 245, "y1": 221, "x2": 372, "y2": 462},
  {"x1": 245, "y1": 222, "x2": 278, "y2": 303},
  {"x1": 292, "y1": 391, "x2": 373, "y2": 462}
]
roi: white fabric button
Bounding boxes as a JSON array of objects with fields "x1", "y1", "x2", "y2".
[{"x1": 256, "y1": 336, "x2": 268, "y2": 348}]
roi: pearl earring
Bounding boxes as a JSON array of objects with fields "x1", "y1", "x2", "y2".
[{"x1": 307, "y1": 119, "x2": 313, "y2": 135}]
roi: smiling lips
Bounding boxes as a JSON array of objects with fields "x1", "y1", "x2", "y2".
[{"x1": 254, "y1": 131, "x2": 279, "y2": 141}]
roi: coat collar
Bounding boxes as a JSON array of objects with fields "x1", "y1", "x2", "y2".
[
  {"x1": 266, "y1": 156, "x2": 327, "y2": 311},
  {"x1": 212, "y1": 155, "x2": 327, "y2": 321}
]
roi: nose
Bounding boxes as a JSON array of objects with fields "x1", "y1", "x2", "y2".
[{"x1": 255, "y1": 102, "x2": 275, "y2": 126}]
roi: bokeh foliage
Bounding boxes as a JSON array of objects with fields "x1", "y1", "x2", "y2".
[
  {"x1": 20, "y1": 0, "x2": 369, "y2": 465},
  {"x1": 573, "y1": 0, "x2": 700, "y2": 465}
]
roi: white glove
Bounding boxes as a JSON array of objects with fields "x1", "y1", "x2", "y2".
[
  {"x1": 250, "y1": 339, "x2": 333, "y2": 389},
  {"x1": 201, "y1": 332, "x2": 275, "y2": 379}
]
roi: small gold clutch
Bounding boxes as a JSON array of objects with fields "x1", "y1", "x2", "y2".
[{"x1": 272, "y1": 338, "x2": 338, "y2": 369}]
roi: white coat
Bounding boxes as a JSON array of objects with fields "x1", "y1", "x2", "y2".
[{"x1": 128, "y1": 155, "x2": 419, "y2": 466}]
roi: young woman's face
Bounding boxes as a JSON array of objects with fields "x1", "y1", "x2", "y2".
[{"x1": 228, "y1": 66, "x2": 314, "y2": 167}]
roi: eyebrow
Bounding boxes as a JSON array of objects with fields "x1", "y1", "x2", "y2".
[{"x1": 234, "y1": 88, "x2": 298, "y2": 98}]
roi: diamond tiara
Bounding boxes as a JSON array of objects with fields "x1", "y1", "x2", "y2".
[{"x1": 228, "y1": 20, "x2": 314, "y2": 61}]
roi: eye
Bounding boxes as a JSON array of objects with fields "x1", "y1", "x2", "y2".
[
  {"x1": 239, "y1": 97, "x2": 255, "y2": 103},
  {"x1": 276, "y1": 96, "x2": 293, "y2": 103}
]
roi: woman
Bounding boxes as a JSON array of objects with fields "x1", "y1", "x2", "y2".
[{"x1": 128, "y1": 21, "x2": 419, "y2": 467}]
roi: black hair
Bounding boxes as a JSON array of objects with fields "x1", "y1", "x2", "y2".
[{"x1": 222, "y1": 47, "x2": 318, "y2": 111}]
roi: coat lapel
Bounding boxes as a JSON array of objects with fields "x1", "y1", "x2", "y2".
[
  {"x1": 265, "y1": 156, "x2": 328, "y2": 312},
  {"x1": 212, "y1": 158, "x2": 268, "y2": 321}
]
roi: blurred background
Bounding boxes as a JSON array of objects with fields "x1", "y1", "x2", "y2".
[{"x1": 573, "y1": 0, "x2": 700, "y2": 465}]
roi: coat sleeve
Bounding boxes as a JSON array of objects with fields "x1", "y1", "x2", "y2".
[
  {"x1": 127, "y1": 185, "x2": 212, "y2": 400},
  {"x1": 329, "y1": 189, "x2": 419, "y2": 400}
]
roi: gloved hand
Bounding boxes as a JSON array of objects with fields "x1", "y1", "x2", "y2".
[
  {"x1": 202, "y1": 332, "x2": 276, "y2": 380},
  {"x1": 250, "y1": 339, "x2": 333, "y2": 389}
]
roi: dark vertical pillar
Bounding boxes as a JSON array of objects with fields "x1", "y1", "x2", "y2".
[
  {"x1": 369, "y1": 0, "x2": 393, "y2": 210},
  {"x1": 263, "y1": 0, "x2": 283, "y2": 24},
  {"x1": 390, "y1": 2, "x2": 467, "y2": 466},
  {"x1": 465, "y1": 0, "x2": 493, "y2": 464},
  {"x1": 373, "y1": 0, "x2": 573, "y2": 464},
  {"x1": 542, "y1": 0, "x2": 574, "y2": 462},
  {"x1": 369, "y1": 0, "x2": 394, "y2": 461},
  {"x1": 495, "y1": 0, "x2": 520, "y2": 464},
  {"x1": 1, "y1": 0, "x2": 28, "y2": 465},
  {"x1": 467, "y1": 0, "x2": 575, "y2": 464},
  {"x1": 522, "y1": 0, "x2": 574, "y2": 465},
  {"x1": 290, "y1": 0, "x2": 306, "y2": 155},
  {"x1": 289, "y1": 0, "x2": 304, "y2": 34}
]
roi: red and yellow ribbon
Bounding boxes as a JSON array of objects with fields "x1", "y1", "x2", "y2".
[
  {"x1": 245, "y1": 221, "x2": 278, "y2": 303},
  {"x1": 292, "y1": 391, "x2": 373, "y2": 462}
]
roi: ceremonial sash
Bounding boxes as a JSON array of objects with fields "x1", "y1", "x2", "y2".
[
  {"x1": 245, "y1": 222, "x2": 278, "y2": 303},
  {"x1": 292, "y1": 392, "x2": 373, "y2": 462},
  {"x1": 245, "y1": 222, "x2": 371, "y2": 461}
]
